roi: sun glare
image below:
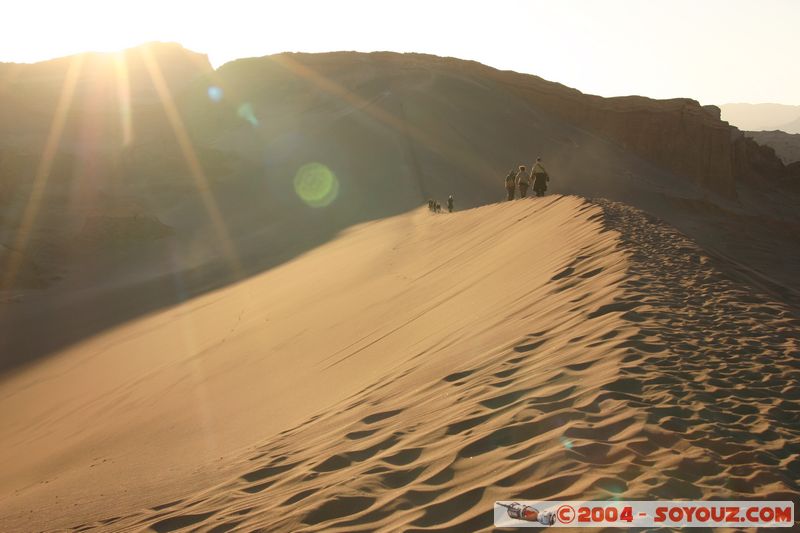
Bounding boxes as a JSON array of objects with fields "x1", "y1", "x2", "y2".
[
  {"x1": 2, "y1": 55, "x2": 84, "y2": 290},
  {"x1": 113, "y1": 52, "x2": 133, "y2": 146},
  {"x1": 139, "y1": 45, "x2": 243, "y2": 277},
  {"x1": 2, "y1": 1, "x2": 798, "y2": 104}
]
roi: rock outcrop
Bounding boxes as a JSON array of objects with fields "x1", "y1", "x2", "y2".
[
  {"x1": 221, "y1": 52, "x2": 790, "y2": 199},
  {"x1": 77, "y1": 214, "x2": 173, "y2": 246},
  {"x1": 745, "y1": 130, "x2": 800, "y2": 164},
  {"x1": 479, "y1": 63, "x2": 777, "y2": 197},
  {"x1": 0, "y1": 244, "x2": 47, "y2": 290}
]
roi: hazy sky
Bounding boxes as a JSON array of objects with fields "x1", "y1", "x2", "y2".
[{"x1": 3, "y1": 0, "x2": 798, "y2": 105}]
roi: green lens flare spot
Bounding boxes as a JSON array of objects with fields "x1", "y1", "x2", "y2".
[
  {"x1": 237, "y1": 102, "x2": 259, "y2": 127},
  {"x1": 293, "y1": 163, "x2": 339, "y2": 208}
]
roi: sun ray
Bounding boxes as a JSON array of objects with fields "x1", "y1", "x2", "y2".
[
  {"x1": 113, "y1": 52, "x2": 133, "y2": 146},
  {"x1": 2, "y1": 54, "x2": 84, "y2": 290},
  {"x1": 0, "y1": 63, "x2": 22, "y2": 97},
  {"x1": 271, "y1": 54, "x2": 496, "y2": 179},
  {"x1": 139, "y1": 46, "x2": 242, "y2": 277}
]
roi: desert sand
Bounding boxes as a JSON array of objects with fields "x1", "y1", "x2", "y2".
[{"x1": 1, "y1": 195, "x2": 798, "y2": 531}]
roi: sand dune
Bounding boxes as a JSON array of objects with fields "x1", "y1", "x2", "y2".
[{"x1": 1, "y1": 195, "x2": 797, "y2": 531}]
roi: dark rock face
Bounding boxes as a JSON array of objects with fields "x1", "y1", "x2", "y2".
[
  {"x1": 0, "y1": 244, "x2": 47, "y2": 289},
  {"x1": 216, "y1": 52, "x2": 791, "y2": 199},
  {"x1": 325, "y1": 54, "x2": 787, "y2": 199},
  {"x1": 732, "y1": 134, "x2": 800, "y2": 184},
  {"x1": 491, "y1": 76, "x2": 744, "y2": 198},
  {"x1": 578, "y1": 99, "x2": 737, "y2": 197},
  {"x1": 77, "y1": 214, "x2": 173, "y2": 245},
  {"x1": 745, "y1": 130, "x2": 800, "y2": 165},
  {"x1": 702, "y1": 105, "x2": 722, "y2": 120}
]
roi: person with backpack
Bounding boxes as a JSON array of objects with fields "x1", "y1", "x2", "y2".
[
  {"x1": 447, "y1": 194, "x2": 454, "y2": 213},
  {"x1": 532, "y1": 158, "x2": 549, "y2": 197},
  {"x1": 516, "y1": 165, "x2": 530, "y2": 198},
  {"x1": 504, "y1": 169, "x2": 517, "y2": 200}
]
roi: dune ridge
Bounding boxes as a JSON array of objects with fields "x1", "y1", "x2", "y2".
[{"x1": 3, "y1": 195, "x2": 797, "y2": 531}]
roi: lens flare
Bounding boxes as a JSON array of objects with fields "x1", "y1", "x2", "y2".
[
  {"x1": 293, "y1": 163, "x2": 339, "y2": 208},
  {"x1": 114, "y1": 53, "x2": 133, "y2": 145},
  {"x1": 2, "y1": 54, "x2": 83, "y2": 290},
  {"x1": 237, "y1": 102, "x2": 258, "y2": 126},
  {"x1": 207, "y1": 86, "x2": 223, "y2": 102},
  {"x1": 139, "y1": 46, "x2": 242, "y2": 277}
]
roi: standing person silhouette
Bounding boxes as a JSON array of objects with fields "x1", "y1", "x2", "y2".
[
  {"x1": 447, "y1": 195, "x2": 454, "y2": 213},
  {"x1": 516, "y1": 165, "x2": 530, "y2": 198},
  {"x1": 504, "y1": 169, "x2": 517, "y2": 201},
  {"x1": 532, "y1": 158, "x2": 549, "y2": 197}
]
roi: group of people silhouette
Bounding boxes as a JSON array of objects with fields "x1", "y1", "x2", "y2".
[
  {"x1": 505, "y1": 157, "x2": 549, "y2": 200},
  {"x1": 428, "y1": 195, "x2": 454, "y2": 213},
  {"x1": 427, "y1": 158, "x2": 549, "y2": 215}
]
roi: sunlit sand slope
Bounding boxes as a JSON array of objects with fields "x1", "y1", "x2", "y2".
[{"x1": 1, "y1": 195, "x2": 798, "y2": 531}]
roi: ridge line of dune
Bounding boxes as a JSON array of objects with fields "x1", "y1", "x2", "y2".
[{"x1": 56, "y1": 196, "x2": 648, "y2": 532}]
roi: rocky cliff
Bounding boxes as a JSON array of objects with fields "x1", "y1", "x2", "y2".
[
  {"x1": 239, "y1": 52, "x2": 795, "y2": 199},
  {"x1": 478, "y1": 62, "x2": 794, "y2": 197},
  {"x1": 745, "y1": 130, "x2": 800, "y2": 164}
]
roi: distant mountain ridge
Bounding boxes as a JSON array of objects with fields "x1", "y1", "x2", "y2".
[
  {"x1": 720, "y1": 102, "x2": 800, "y2": 133},
  {"x1": 779, "y1": 115, "x2": 800, "y2": 134}
]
